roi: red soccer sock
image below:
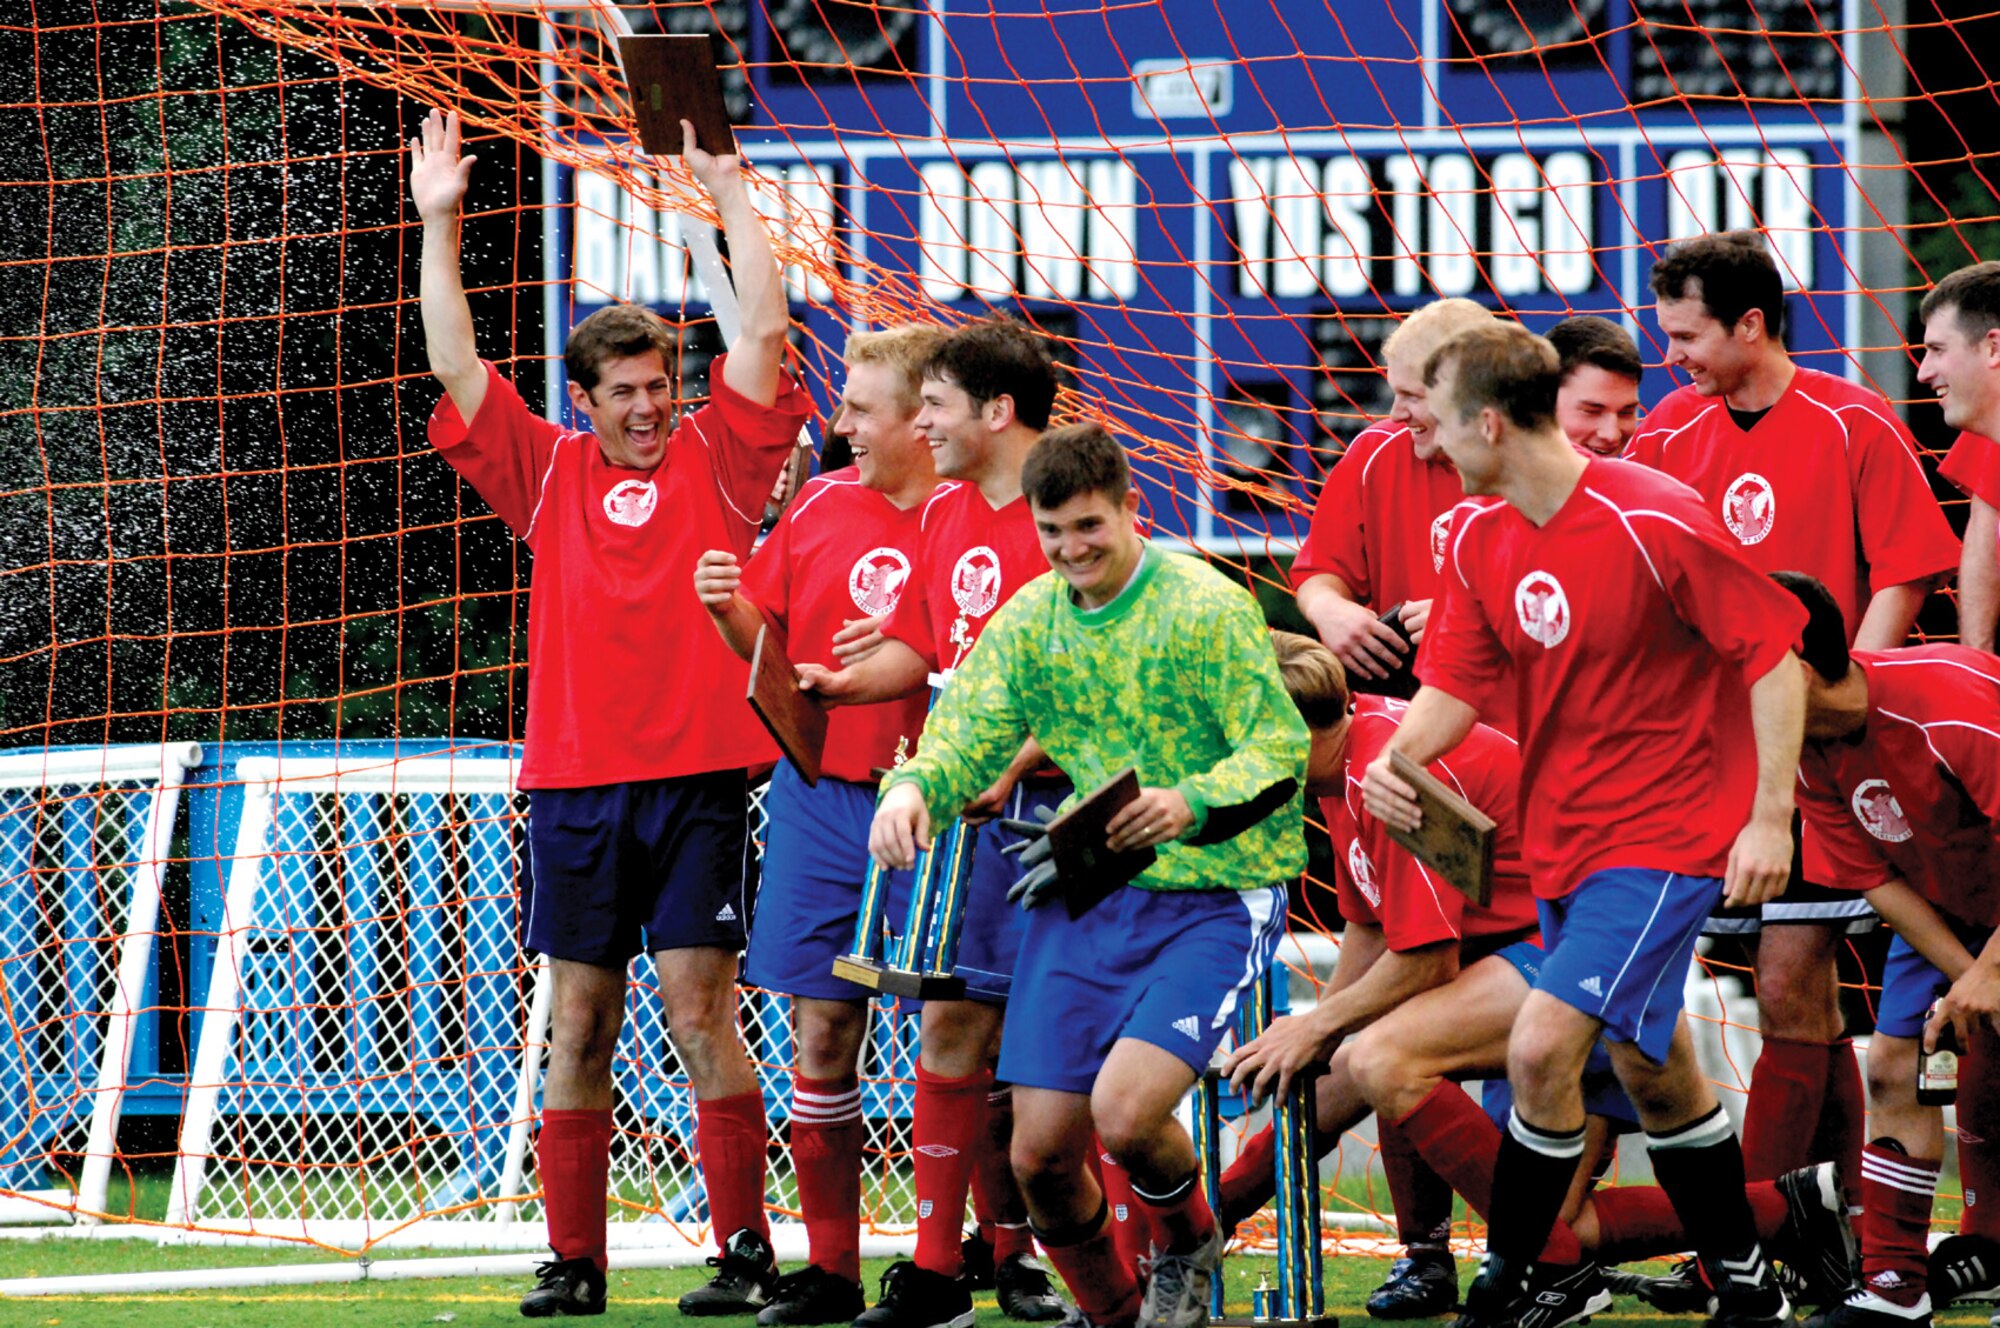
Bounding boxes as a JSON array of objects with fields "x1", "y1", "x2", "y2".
[
  {"x1": 1958, "y1": 1026, "x2": 2000, "y2": 1241},
  {"x1": 790, "y1": 1072, "x2": 864, "y2": 1282},
  {"x1": 1380, "y1": 1119, "x2": 1455, "y2": 1252},
  {"x1": 696, "y1": 1091, "x2": 771, "y2": 1247},
  {"x1": 1587, "y1": 1181, "x2": 1787, "y2": 1264},
  {"x1": 1814, "y1": 1039, "x2": 1867, "y2": 1213},
  {"x1": 913, "y1": 1064, "x2": 990, "y2": 1276},
  {"x1": 1742, "y1": 1037, "x2": 1828, "y2": 1181},
  {"x1": 1860, "y1": 1142, "x2": 1941, "y2": 1306},
  {"x1": 1098, "y1": 1144, "x2": 1157, "y2": 1279},
  {"x1": 971, "y1": 1084, "x2": 1034, "y2": 1262},
  {"x1": 1129, "y1": 1168, "x2": 1216, "y2": 1255},
  {"x1": 1216, "y1": 1123, "x2": 1278, "y2": 1229},
  {"x1": 1040, "y1": 1206, "x2": 1142, "y2": 1328},
  {"x1": 540, "y1": 1108, "x2": 613, "y2": 1270},
  {"x1": 1392, "y1": 1082, "x2": 1583, "y2": 1264}
]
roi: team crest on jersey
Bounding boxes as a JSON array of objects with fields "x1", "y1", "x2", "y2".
[
  {"x1": 602, "y1": 479, "x2": 658, "y2": 528},
  {"x1": 1429, "y1": 511, "x2": 1452, "y2": 572},
  {"x1": 1851, "y1": 779, "x2": 1913, "y2": 843},
  {"x1": 849, "y1": 547, "x2": 912, "y2": 615},
  {"x1": 1347, "y1": 841, "x2": 1380, "y2": 907},
  {"x1": 1722, "y1": 472, "x2": 1776, "y2": 545},
  {"x1": 951, "y1": 545, "x2": 1003, "y2": 618},
  {"x1": 1513, "y1": 571, "x2": 1570, "y2": 648}
]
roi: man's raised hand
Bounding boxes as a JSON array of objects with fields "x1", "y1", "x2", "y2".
[
  {"x1": 410, "y1": 108, "x2": 476, "y2": 225},
  {"x1": 680, "y1": 117, "x2": 745, "y2": 204}
]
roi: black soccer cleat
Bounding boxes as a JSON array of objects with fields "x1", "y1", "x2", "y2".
[
  {"x1": 1774, "y1": 1162, "x2": 1859, "y2": 1309},
  {"x1": 680, "y1": 1226, "x2": 781, "y2": 1316},
  {"x1": 1930, "y1": 1233, "x2": 2000, "y2": 1307},
  {"x1": 521, "y1": 1255, "x2": 608, "y2": 1317},
  {"x1": 1706, "y1": 1283, "x2": 1795, "y2": 1328},
  {"x1": 758, "y1": 1266, "x2": 868, "y2": 1326},
  {"x1": 1518, "y1": 1262, "x2": 1614, "y2": 1328},
  {"x1": 1801, "y1": 1288, "x2": 1929, "y2": 1328},
  {"x1": 1604, "y1": 1259, "x2": 1715, "y2": 1316},
  {"x1": 959, "y1": 1230, "x2": 998, "y2": 1292},
  {"x1": 1368, "y1": 1251, "x2": 1460, "y2": 1320},
  {"x1": 853, "y1": 1260, "x2": 977, "y2": 1328},
  {"x1": 997, "y1": 1252, "x2": 1070, "y2": 1322},
  {"x1": 1454, "y1": 1253, "x2": 1535, "y2": 1328}
]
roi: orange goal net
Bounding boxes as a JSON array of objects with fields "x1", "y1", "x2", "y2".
[{"x1": 0, "y1": 0, "x2": 1991, "y2": 1265}]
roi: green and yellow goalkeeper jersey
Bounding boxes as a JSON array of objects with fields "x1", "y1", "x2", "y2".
[{"x1": 883, "y1": 543, "x2": 1309, "y2": 892}]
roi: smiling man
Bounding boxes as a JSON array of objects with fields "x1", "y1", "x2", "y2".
[
  {"x1": 1545, "y1": 316, "x2": 1642, "y2": 457},
  {"x1": 870, "y1": 423, "x2": 1308, "y2": 1328},
  {"x1": 1625, "y1": 233, "x2": 1959, "y2": 1245},
  {"x1": 412, "y1": 108, "x2": 808, "y2": 1317},
  {"x1": 1920, "y1": 263, "x2": 2000, "y2": 655}
]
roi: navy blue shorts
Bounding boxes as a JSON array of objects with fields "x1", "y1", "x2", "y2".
[
  {"x1": 1875, "y1": 914, "x2": 1994, "y2": 1039},
  {"x1": 941, "y1": 780, "x2": 1068, "y2": 1004},
  {"x1": 996, "y1": 882, "x2": 1287, "y2": 1095},
  {"x1": 1535, "y1": 867, "x2": 1720, "y2": 1064},
  {"x1": 523, "y1": 769, "x2": 755, "y2": 967}
]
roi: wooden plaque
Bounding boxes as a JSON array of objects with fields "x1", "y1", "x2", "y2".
[
  {"x1": 1384, "y1": 750, "x2": 1495, "y2": 906},
  {"x1": 747, "y1": 623, "x2": 828, "y2": 786},
  {"x1": 1045, "y1": 767, "x2": 1158, "y2": 919},
  {"x1": 618, "y1": 34, "x2": 737, "y2": 157}
]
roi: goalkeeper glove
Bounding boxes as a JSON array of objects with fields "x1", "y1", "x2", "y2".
[{"x1": 999, "y1": 805, "x2": 1061, "y2": 910}]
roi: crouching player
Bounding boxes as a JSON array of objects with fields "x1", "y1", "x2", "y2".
[
  {"x1": 1773, "y1": 571, "x2": 2000, "y2": 1328},
  {"x1": 694, "y1": 324, "x2": 943, "y2": 1323},
  {"x1": 870, "y1": 424, "x2": 1310, "y2": 1328}
]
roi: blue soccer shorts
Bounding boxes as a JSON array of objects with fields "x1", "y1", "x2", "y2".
[
  {"x1": 1875, "y1": 913, "x2": 1996, "y2": 1040},
  {"x1": 1478, "y1": 938, "x2": 1640, "y2": 1128},
  {"x1": 1534, "y1": 867, "x2": 1721, "y2": 1064},
  {"x1": 996, "y1": 882, "x2": 1287, "y2": 1095},
  {"x1": 523, "y1": 768, "x2": 755, "y2": 967}
]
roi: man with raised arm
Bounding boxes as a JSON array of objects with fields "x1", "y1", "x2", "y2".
[
  {"x1": 1287, "y1": 297, "x2": 1499, "y2": 1312},
  {"x1": 870, "y1": 423, "x2": 1309, "y2": 1328},
  {"x1": 1765, "y1": 569, "x2": 2000, "y2": 1328},
  {"x1": 692, "y1": 324, "x2": 942, "y2": 1326},
  {"x1": 410, "y1": 108, "x2": 809, "y2": 1318},
  {"x1": 1363, "y1": 323, "x2": 1810, "y2": 1328},
  {"x1": 1626, "y1": 234, "x2": 1959, "y2": 1238},
  {"x1": 797, "y1": 319, "x2": 1069, "y2": 1328}
]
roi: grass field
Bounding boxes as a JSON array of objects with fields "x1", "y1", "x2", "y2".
[{"x1": 0, "y1": 1245, "x2": 1996, "y2": 1328}]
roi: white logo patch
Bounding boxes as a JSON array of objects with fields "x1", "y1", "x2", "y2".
[
  {"x1": 1579, "y1": 975, "x2": 1604, "y2": 998},
  {"x1": 951, "y1": 545, "x2": 1003, "y2": 618},
  {"x1": 602, "y1": 478, "x2": 658, "y2": 528},
  {"x1": 1429, "y1": 511, "x2": 1452, "y2": 572},
  {"x1": 918, "y1": 1200, "x2": 934, "y2": 1218},
  {"x1": 1513, "y1": 571, "x2": 1571, "y2": 648},
  {"x1": 849, "y1": 547, "x2": 912, "y2": 616},
  {"x1": 1722, "y1": 472, "x2": 1776, "y2": 545},
  {"x1": 1851, "y1": 779, "x2": 1913, "y2": 843},
  {"x1": 913, "y1": 1143, "x2": 960, "y2": 1158},
  {"x1": 1347, "y1": 840, "x2": 1380, "y2": 907},
  {"x1": 715, "y1": 903, "x2": 737, "y2": 923},
  {"x1": 1172, "y1": 1015, "x2": 1202, "y2": 1040}
]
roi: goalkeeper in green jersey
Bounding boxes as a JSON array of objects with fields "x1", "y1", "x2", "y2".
[{"x1": 868, "y1": 423, "x2": 1310, "y2": 1328}]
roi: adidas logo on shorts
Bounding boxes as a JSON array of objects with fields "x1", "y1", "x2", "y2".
[
  {"x1": 1172, "y1": 1015, "x2": 1201, "y2": 1040},
  {"x1": 1578, "y1": 975, "x2": 1604, "y2": 998},
  {"x1": 715, "y1": 903, "x2": 737, "y2": 923}
]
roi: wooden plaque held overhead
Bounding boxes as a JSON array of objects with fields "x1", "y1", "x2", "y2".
[
  {"x1": 1384, "y1": 750, "x2": 1495, "y2": 906},
  {"x1": 618, "y1": 34, "x2": 737, "y2": 157},
  {"x1": 747, "y1": 623, "x2": 828, "y2": 786}
]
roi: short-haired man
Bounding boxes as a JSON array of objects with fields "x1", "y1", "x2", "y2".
[
  {"x1": 1288, "y1": 298, "x2": 1500, "y2": 1310},
  {"x1": 1920, "y1": 263, "x2": 2000, "y2": 655},
  {"x1": 871, "y1": 423, "x2": 1309, "y2": 1328},
  {"x1": 1545, "y1": 316, "x2": 1642, "y2": 457},
  {"x1": 1627, "y1": 232, "x2": 1959, "y2": 1230},
  {"x1": 410, "y1": 110, "x2": 808, "y2": 1316},
  {"x1": 693, "y1": 324, "x2": 943, "y2": 1324},
  {"x1": 798, "y1": 319, "x2": 1069, "y2": 1328},
  {"x1": 1365, "y1": 323, "x2": 1811, "y2": 1328},
  {"x1": 1771, "y1": 570, "x2": 2000, "y2": 1328}
]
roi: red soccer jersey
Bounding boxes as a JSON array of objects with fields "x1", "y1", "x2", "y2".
[
  {"x1": 1797, "y1": 646, "x2": 2000, "y2": 929},
  {"x1": 1325, "y1": 696, "x2": 1537, "y2": 950},
  {"x1": 429, "y1": 358, "x2": 811, "y2": 789},
  {"x1": 1293, "y1": 422, "x2": 1463, "y2": 611},
  {"x1": 882, "y1": 481, "x2": 1049, "y2": 674},
  {"x1": 739, "y1": 468, "x2": 931, "y2": 784},
  {"x1": 1625, "y1": 368, "x2": 1957, "y2": 643},
  {"x1": 1940, "y1": 432, "x2": 2000, "y2": 510},
  {"x1": 1419, "y1": 458, "x2": 1807, "y2": 898}
]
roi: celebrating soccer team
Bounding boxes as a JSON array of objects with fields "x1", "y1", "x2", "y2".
[{"x1": 409, "y1": 104, "x2": 2000, "y2": 1328}]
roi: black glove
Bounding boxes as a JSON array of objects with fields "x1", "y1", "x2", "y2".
[{"x1": 999, "y1": 805, "x2": 1060, "y2": 909}]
